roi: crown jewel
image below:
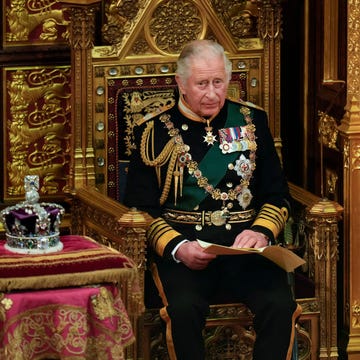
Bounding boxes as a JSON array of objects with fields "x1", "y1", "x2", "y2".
[{"x1": 0, "y1": 175, "x2": 65, "y2": 254}]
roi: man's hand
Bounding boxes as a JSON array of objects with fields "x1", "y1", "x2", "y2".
[
  {"x1": 175, "y1": 241, "x2": 217, "y2": 270},
  {"x1": 232, "y1": 229, "x2": 269, "y2": 249}
]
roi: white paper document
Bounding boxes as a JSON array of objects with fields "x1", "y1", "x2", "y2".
[{"x1": 197, "y1": 239, "x2": 306, "y2": 272}]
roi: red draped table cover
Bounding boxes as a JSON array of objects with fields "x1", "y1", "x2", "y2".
[{"x1": 0, "y1": 235, "x2": 142, "y2": 360}]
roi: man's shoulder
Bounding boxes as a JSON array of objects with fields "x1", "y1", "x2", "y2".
[
  {"x1": 135, "y1": 103, "x2": 176, "y2": 127},
  {"x1": 227, "y1": 97, "x2": 265, "y2": 112}
]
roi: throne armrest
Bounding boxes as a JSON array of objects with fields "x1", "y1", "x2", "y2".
[
  {"x1": 70, "y1": 186, "x2": 152, "y2": 269},
  {"x1": 70, "y1": 185, "x2": 153, "y2": 302}
]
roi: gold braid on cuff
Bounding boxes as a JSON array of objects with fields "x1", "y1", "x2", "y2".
[
  {"x1": 147, "y1": 218, "x2": 182, "y2": 256},
  {"x1": 251, "y1": 203, "x2": 288, "y2": 239}
]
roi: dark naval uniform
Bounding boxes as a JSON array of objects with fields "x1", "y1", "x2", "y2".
[{"x1": 124, "y1": 97, "x2": 301, "y2": 360}]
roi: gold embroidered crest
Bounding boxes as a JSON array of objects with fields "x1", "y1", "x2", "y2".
[{"x1": 91, "y1": 287, "x2": 117, "y2": 320}]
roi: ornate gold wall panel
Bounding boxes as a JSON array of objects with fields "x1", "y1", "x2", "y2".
[
  {"x1": 2, "y1": 0, "x2": 71, "y2": 201},
  {"x1": 2, "y1": 66, "x2": 72, "y2": 200},
  {"x1": 3, "y1": 0, "x2": 69, "y2": 46}
]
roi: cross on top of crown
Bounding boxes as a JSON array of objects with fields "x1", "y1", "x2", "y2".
[{"x1": 24, "y1": 175, "x2": 40, "y2": 204}]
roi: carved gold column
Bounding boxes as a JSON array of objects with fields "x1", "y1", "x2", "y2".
[
  {"x1": 306, "y1": 199, "x2": 343, "y2": 359},
  {"x1": 118, "y1": 208, "x2": 151, "y2": 360},
  {"x1": 338, "y1": 1, "x2": 360, "y2": 359},
  {"x1": 60, "y1": 0, "x2": 100, "y2": 189},
  {"x1": 257, "y1": 0, "x2": 282, "y2": 158}
]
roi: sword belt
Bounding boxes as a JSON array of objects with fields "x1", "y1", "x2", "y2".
[{"x1": 163, "y1": 208, "x2": 256, "y2": 227}]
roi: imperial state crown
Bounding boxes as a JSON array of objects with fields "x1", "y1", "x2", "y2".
[{"x1": 0, "y1": 175, "x2": 65, "y2": 254}]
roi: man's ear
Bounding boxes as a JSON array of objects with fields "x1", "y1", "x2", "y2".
[{"x1": 175, "y1": 75, "x2": 186, "y2": 95}]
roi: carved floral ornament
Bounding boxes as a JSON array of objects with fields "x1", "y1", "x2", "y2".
[
  {"x1": 318, "y1": 111, "x2": 339, "y2": 150},
  {"x1": 1, "y1": 0, "x2": 277, "y2": 52},
  {"x1": 352, "y1": 300, "x2": 360, "y2": 328},
  {"x1": 352, "y1": 142, "x2": 360, "y2": 171},
  {"x1": 347, "y1": 0, "x2": 360, "y2": 96},
  {"x1": 95, "y1": 0, "x2": 279, "y2": 58}
]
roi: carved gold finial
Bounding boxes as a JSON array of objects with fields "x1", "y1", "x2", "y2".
[
  {"x1": 118, "y1": 207, "x2": 152, "y2": 227},
  {"x1": 308, "y1": 198, "x2": 343, "y2": 217}
]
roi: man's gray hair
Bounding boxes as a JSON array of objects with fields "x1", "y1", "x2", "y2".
[{"x1": 176, "y1": 40, "x2": 232, "y2": 83}]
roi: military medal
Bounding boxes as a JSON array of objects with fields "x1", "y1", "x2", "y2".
[
  {"x1": 203, "y1": 119, "x2": 217, "y2": 145},
  {"x1": 237, "y1": 188, "x2": 253, "y2": 209},
  {"x1": 218, "y1": 126, "x2": 255, "y2": 154},
  {"x1": 203, "y1": 131, "x2": 217, "y2": 145},
  {"x1": 234, "y1": 154, "x2": 253, "y2": 177}
]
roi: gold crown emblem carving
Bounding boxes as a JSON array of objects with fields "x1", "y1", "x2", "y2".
[{"x1": 0, "y1": 175, "x2": 65, "y2": 254}]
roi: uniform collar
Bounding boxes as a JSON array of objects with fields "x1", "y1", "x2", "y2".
[{"x1": 178, "y1": 94, "x2": 219, "y2": 124}]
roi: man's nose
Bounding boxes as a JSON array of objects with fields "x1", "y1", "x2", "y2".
[{"x1": 205, "y1": 83, "x2": 216, "y2": 98}]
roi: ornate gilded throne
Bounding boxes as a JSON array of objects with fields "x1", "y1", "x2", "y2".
[{"x1": 2, "y1": 0, "x2": 342, "y2": 359}]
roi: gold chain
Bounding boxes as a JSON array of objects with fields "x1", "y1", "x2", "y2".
[
  {"x1": 159, "y1": 107, "x2": 256, "y2": 209},
  {"x1": 139, "y1": 107, "x2": 256, "y2": 209}
]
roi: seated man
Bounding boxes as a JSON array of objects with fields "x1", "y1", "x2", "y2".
[{"x1": 124, "y1": 39, "x2": 301, "y2": 360}]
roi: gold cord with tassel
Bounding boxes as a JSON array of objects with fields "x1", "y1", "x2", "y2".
[{"x1": 140, "y1": 120, "x2": 183, "y2": 205}]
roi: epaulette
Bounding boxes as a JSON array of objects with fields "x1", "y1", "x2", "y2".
[
  {"x1": 227, "y1": 96, "x2": 265, "y2": 111},
  {"x1": 135, "y1": 103, "x2": 175, "y2": 126}
]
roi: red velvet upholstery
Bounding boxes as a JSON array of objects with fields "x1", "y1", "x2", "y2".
[{"x1": 0, "y1": 235, "x2": 137, "y2": 292}]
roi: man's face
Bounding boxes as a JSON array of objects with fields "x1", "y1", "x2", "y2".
[{"x1": 176, "y1": 55, "x2": 229, "y2": 118}]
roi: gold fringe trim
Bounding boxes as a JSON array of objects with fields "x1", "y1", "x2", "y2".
[{"x1": 0, "y1": 268, "x2": 144, "y2": 316}]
